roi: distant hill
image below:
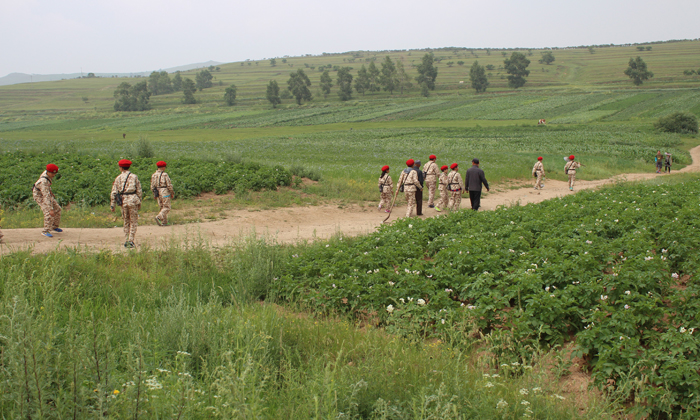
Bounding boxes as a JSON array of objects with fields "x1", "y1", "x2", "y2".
[{"x1": 0, "y1": 61, "x2": 224, "y2": 86}]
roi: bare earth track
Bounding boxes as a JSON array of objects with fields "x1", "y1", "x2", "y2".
[{"x1": 3, "y1": 146, "x2": 699, "y2": 254}]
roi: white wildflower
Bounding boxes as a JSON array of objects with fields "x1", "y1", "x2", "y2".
[
  {"x1": 496, "y1": 399, "x2": 508, "y2": 409},
  {"x1": 680, "y1": 327, "x2": 687, "y2": 333},
  {"x1": 625, "y1": 290, "x2": 631, "y2": 295},
  {"x1": 386, "y1": 305, "x2": 394, "y2": 314},
  {"x1": 417, "y1": 299, "x2": 426, "y2": 306},
  {"x1": 672, "y1": 273, "x2": 679, "y2": 279},
  {"x1": 519, "y1": 388, "x2": 529, "y2": 395}
]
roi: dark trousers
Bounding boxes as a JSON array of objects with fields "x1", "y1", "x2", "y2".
[
  {"x1": 469, "y1": 190, "x2": 481, "y2": 211},
  {"x1": 415, "y1": 190, "x2": 423, "y2": 215}
]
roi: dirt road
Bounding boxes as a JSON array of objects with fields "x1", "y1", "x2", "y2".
[{"x1": 3, "y1": 147, "x2": 698, "y2": 254}]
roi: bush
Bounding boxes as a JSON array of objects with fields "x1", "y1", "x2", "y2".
[{"x1": 654, "y1": 112, "x2": 699, "y2": 134}]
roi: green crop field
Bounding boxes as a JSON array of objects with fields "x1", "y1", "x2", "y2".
[{"x1": 1, "y1": 39, "x2": 700, "y2": 417}]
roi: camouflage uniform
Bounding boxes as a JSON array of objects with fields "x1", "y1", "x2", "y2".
[
  {"x1": 33, "y1": 171, "x2": 61, "y2": 234},
  {"x1": 378, "y1": 173, "x2": 393, "y2": 210},
  {"x1": 565, "y1": 161, "x2": 581, "y2": 190},
  {"x1": 111, "y1": 171, "x2": 143, "y2": 243},
  {"x1": 437, "y1": 171, "x2": 449, "y2": 210},
  {"x1": 398, "y1": 169, "x2": 422, "y2": 217},
  {"x1": 151, "y1": 169, "x2": 174, "y2": 225},
  {"x1": 423, "y1": 160, "x2": 439, "y2": 207},
  {"x1": 532, "y1": 161, "x2": 545, "y2": 189},
  {"x1": 447, "y1": 170, "x2": 464, "y2": 211}
]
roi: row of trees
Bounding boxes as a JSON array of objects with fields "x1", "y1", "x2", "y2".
[{"x1": 146, "y1": 69, "x2": 215, "y2": 96}]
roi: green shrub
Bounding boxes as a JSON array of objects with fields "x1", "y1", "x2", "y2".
[{"x1": 654, "y1": 112, "x2": 699, "y2": 134}]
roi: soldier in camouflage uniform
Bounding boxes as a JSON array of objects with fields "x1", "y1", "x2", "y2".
[
  {"x1": 397, "y1": 159, "x2": 422, "y2": 218},
  {"x1": 151, "y1": 161, "x2": 175, "y2": 226},
  {"x1": 424, "y1": 154, "x2": 439, "y2": 208},
  {"x1": 532, "y1": 156, "x2": 545, "y2": 190},
  {"x1": 435, "y1": 165, "x2": 449, "y2": 212},
  {"x1": 33, "y1": 163, "x2": 63, "y2": 237},
  {"x1": 447, "y1": 163, "x2": 464, "y2": 212},
  {"x1": 564, "y1": 155, "x2": 582, "y2": 191},
  {"x1": 378, "y1": 165, "x2": 393, "y2": 212},
  {"x1": 110, "y1": 159, "x2": 143, "y2": 248}
]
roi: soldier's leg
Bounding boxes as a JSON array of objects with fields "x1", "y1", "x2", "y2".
[
  {"x1": 128, "y1": 207, "x2": 139, "y2": 242},
  {"x1": 52, "y1": 200, "x2": 61, "y2": 228},
  {"x1": 568, "y1": 174, "x2": 575, "y2": 189},
  {"x1": 158, "y1": 196, "x2": 171, "y2": 224},
  {"x1": 454, "y1": 192, "x2": 462, "y2": 210},
  {"x1": 405, "y1": 192, "x2": 415, "y2": 217},
  {"x1": 427, "y1": 180, "x2": 437, "y2": 206},
  {"x1": 122, "y1": 206, "x2": 131, "y2": 242},
  {"x1": 380, "y1": 192, "x2": 391, "y2": 210},
  {"x1": 41, "y1": 204, "x2": 52, "y2": 234}
]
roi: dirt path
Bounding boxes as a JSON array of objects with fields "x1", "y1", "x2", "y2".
[{"x1": 3, "y1": 147, "x2": 699, "y2": 254}]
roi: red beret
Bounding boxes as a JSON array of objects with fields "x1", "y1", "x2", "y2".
[
  {"x1": 429, "y1": 154, "x2": 436, "y2": 160},
  {"x1": 156, "y1": 161, "x2": 167, "y2": 167},
  {"x1": 118, "y1": 159, "x2": 132, "y2": 168},
  {"x1": 406, "y1": 159, "x2": 414, "y2": 167},
  {"x1": 46, "y1": 163, "x2": 59, "y2": 173},
  {"x1": 569, "y1": 155, "x2": 575, "y2": 160},
  {"x1": 441, "y1": 165, "x2": 448, "y2": 171},
  {"x1": 381, "y1": 165, "x2": 389, "y2": 171},
  {"x1": 450, "y1": 163, "x2": 458, "y2": 170},
  {"x1": 537, "y1": 156, "x2": 543, "y2": 161}
]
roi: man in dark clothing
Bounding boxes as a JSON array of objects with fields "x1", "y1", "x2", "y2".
[
  {"x1": 414, "y1": 160, "x2": 425, "y2": 215},
  {"x1": 466, "y1": 158, "x2": 489, "y2": 211}
]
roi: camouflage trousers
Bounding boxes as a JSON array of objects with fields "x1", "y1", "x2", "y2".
[
  {"x1": 121, "y1": 204, "x2": 139, "y2": 242},
  {"x1": 448, "y1": 190, "x2": 462, "y2": 211},
  {"x1": 404, "y1": 191, "x2": 417, "y2": 217},
  {"x1": 568, "y1": 173, "x2": 577, "y2": 189},
  {"x1": 40, "y1": 200, "x2": 61, "y2": 234},
  {"x1": 156, "y1": 196, "x2": 172, "y2": 224},
  {"x1": 379, "y1": 192, "x2": 392, "y2": 210},
  {"x1": 534, "y1": 172, "x2": 544, "y2": 189},
  {"x1": 426, "y1": 179, "x2": 437, "y2": 206},
  {"x1": 437, "y1": 186, "x2": 449, "y2": 209}
]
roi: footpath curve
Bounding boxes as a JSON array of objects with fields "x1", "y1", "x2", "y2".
[{"x1": 3, "y1": 146, "x2": 699, "y2": 255}]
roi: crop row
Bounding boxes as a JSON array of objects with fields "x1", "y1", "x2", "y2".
[
  {"x1": 273, "y1": 178, "x2": 700, "y2": 417},
  {"x1": 0, "y1": 152, "x2": 292, "y2": 208}
]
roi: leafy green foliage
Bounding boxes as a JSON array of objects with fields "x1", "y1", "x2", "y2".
[
  {"x1": 319, "y1": 70, "x2": 332, "y2": 98},
  {"x1": 336, "y1": 67, "x2": 353, "y2": 101},
  {"x1": 539, "y1": 51, "x2": 555, "y2": 65},
  {"x1": 504, "y1": 52, "x2": 531, "y2": 89},
  {"x1": 195, "y1": 69, "x2": 214, "y2": 91},
  {"x1": 182, "y1": 78, "x2": 196, "y2": 104},
  {"x1": 624, "y1": 56, "x2": 654, "y2": 86},
  {"x1": 274, "y1": 179, "x2": 700, "y2": 417},
  {"x1": 415, "y1": 53, "x2": 438, "y2": 90},
  {"x1": 379, "y1": 56, "x2": 398, "y2": 94},
  {"x1": 113, "y1": 81, "x2": 151, "y2": 112},
  {"x1": 0, "y1": 152, "x2": 292, "y2": 208},
  {"x1": 354, "y1": 64, "x2": 369, "y2": 96},
  {"x1": 287, "y1": 69, "x2": 312, "y2": 105},
  {"x1": 469, "y1": 61, "x2": 489, "y2": 93},
  {"x1": 224, "y1": 84, "x2": 237, "y2": 106},
  {"x1": 266, "y1": 80, "x2": 281, "y2": 108},
  {"x1": 148, "y1": 71, "x2": 173, "y2": 95},
  {"x1": 654, "y1": 112, "x2": 699, "y2": 134}
]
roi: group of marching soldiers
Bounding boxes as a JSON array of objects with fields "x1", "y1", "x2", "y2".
[
  {"x1": 378, "y1": 155, "x2": 490, "y2": 218},
  {"x1": 379, "y1": 154, "x2": 584, "y2": 218},
  {"x1": 21, "y1": 159, "x2": 174, "y2": 248}
]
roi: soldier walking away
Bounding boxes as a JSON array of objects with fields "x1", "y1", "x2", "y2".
[
  {"x1": 564, "y1": 155, "x2": 582, "y2": 191},
  {"x1": 436, "y1": 165, "x2": 449, "y2": 212},
  {"x1": 424, "y1": 154, "x2": 439, "y2": 208},
  {"x1": 111, "y1": 159, "x2": 143, "y2": 248},
  {"x1": 466, "y1": 158, "x2": 489, "y2": 211},
  {"x1": 447, "y1": 163, "x2": 464, "y2": 211},
  {"x1": 664, "y1": 153, "x2": 672, "y2": 173},
  {"x1": 532, "y1": 156, "x2": 545, "y2": 191},
  {"x1": 378, "y1": 165, "x2": 393, "y2": 213},
  {"x1": 397, "y1": 159, "x2": 422, "y2": 218},
  {"x1": 151, "y1": 161, "x2": 175, "y2": 226},
  {"x1": 655, "y1": 150, "x2": 663, "y2": 173},
  {"x1": 33, "y1": 163, "x2": 63, "y2": 237},
  {"x1": 414, "y1": 160, "x2": 425, "y2": 216}
]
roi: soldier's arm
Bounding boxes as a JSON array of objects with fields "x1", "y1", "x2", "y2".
[
  {"x1": 110, "y1": 179, "x2": 118, "y2": 209},
  {"x1": 136, "y1": 178, "x2": 143, "y2": 201},
  {"x1": 165, "y1": 174, "x2": 174, "y2": 196}
]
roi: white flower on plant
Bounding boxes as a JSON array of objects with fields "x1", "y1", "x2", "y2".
[
  {"x1": 644, "y1": 256, "x2": 653, "y2": 261},
  {"x1": 545, "y1": 286, "x2": 550, "y2": 292},
  {"x1": 601, "y1": 295, "x2": 608, "y2": 301},
  {"x1": 509, "y1": 249, "x2": 515, "y2": 253},
  {"x1": 386, "y1": 305, "x2": 394, "y2": 313},
  {"x1": 625, "y1": 290, "x2": 631, "y2": 295},
  {"x1": 177, "y1": 351, "x2": 191, "y2": 356},
  {"x1": 388, "y1": 281, "x2": 395, "y2": 286},
  {"x1": 554, "y1": 394, "x2": 565, "y2": 400},
  {"x1": 367, "y1": 270, "x2": 372, "y2": 274},
  {"x1": 624, "y1": 304, "x2": 630, "y2": 309},
  {"x1": 550, "y1": 294, "x2": 556, "y2": 298},
  {"x1": 496, "y1": 399, "x2": 508, "y2": 409},
  {"x1": 620, "y1": 336, "x2": 625, "y2": 340},
  {"x1": 407, "y1": 297, "x2": 414, "y2": 302},
  {"x1": 417, "y1": 299, "x2": 426, "y2": 305},
  {"x1": 399, "y1": 298, "x2": 405, "y2": 303},
  {"x1": 408, "y1": 224, "x2": 413, "y2": 228},
  {"x1": 519, "y1": 388, "x2": 529, "y2": 395},
  {"x1": 467, "y1": 305, "x2": 476, "y2": 309},
  {"x1": 485, "y1": 382, "x2": 494, "y2": 388},
  {"x1": 326, "y1": 244, "x2": 329, "y2": 247},
  {"x1": 532, "y1": 387, "x2": 541, "y2": 393},
  {"x1": 521, "y1": 400, "x2": 530, "y2": 406},
  {"x1": 680, "y1": 327, "x2": 687, "y2": 333},
  {"x1": 405, "y1": 268, "x2": 410, "y2": 273},
  {"x1": 441, "y1": 319, "x2": 445, "y2": 324},
  {"x1": 662, "y1": 249, "x2": 668, "y2": 253},
  {"x1": 586, "y1": 240, "x2": 593, "y2": 244},
  {"x1": 672, "y1": 273, "x2": 679, "y2": 279},
  {"x1": 445, "y1": 288, "x2": 452, "y2": 293}
]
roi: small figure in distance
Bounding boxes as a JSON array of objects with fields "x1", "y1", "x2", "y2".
[
  {"x1": 447, "y1": 163, "x2": 464, "y2": 212},
  {"x1": 466, "y1": 158, "x2": 490, "y2": 211},
  {"x1": 538, "y1": 119, "x2": 546, "y2": 125},
  {"x1": 664, "y1": 153, "x2": 672, "y2": 173},
  {"x1": 151, "y1": 161, "x2": 175, "y2": 226},
  {"x1": 397, "y1": 159, "x2": 422, "y2": 218},
  {"x1": 377, "y1": 165, "x2": 393, "y2": 213},
  {"x1": 435, "y1": 165, "x2": 449, "y2": 212},
  {"x1": 655, "y1": 150, "x2": 663, "y2": 174},
  {"x1": 564, "y1": 155, "x2": 582, "y2": 191},
  {"x1": 111, "y1": 159, "x2": 143, "y2": 248},
  {"x1": 33, "y1": 163, "x2": 63, "y2": 238},
  {"x1": 413, "y1": 160, "x2": 424, "y2": 216},
  {"x1": 532, "y1": 156, "x2": 545, "y2": 192},
  {"x1": 424, "y1": 154, "x2": 439, "y2": 209}
]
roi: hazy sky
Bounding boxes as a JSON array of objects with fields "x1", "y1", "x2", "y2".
[{"x1": 2, "y1": 0, "x2": 698, "y2": 76}]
